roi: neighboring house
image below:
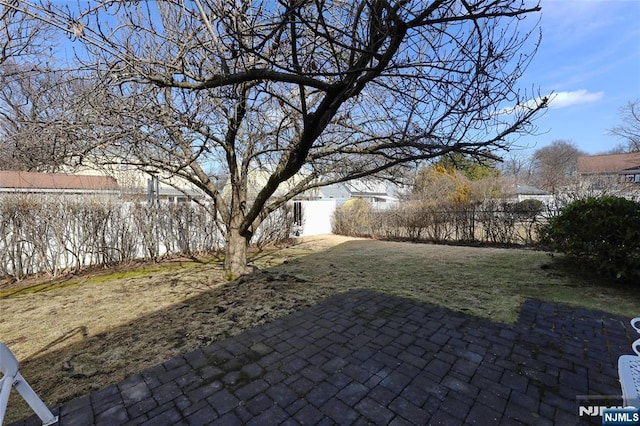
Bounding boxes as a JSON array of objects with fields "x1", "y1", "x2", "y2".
[
  {"x1": 141, "y1": 173, "x2": 208, "y2": 203},
  {"x1": 0, "y1": 170, "x2": 120, "y2": 196},
  {"x1": 221, "y1": 165, "x2": 403, "y2": 237},
  {"x1": 509, "y1": 184, "x2": 554, "y2": 205},
  {"x1": 577, "y1": 152, "x2": 640, "y2": 191},
  {"x1": 67, "y1": 161, "x2": 207, "y2": 203},
  {"x1": 293, "y1": 179, "x2": 403, "y2": 237},
  {"x1": 316, "y1": 180, "x2": 402, "y2": 206}
]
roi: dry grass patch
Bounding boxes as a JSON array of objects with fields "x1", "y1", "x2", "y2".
[{"x1": 1, "y1": 235, "x2": 639, "y2": 422}]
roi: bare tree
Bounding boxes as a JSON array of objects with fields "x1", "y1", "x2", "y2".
[
  {"x1": 1, "y1": 2, "x2": 69, "y2": 169},
  {"x1": 609, "y1": 99, "x2": 640, "y2": 153},
  {"x1": 531, "y1": 140, "x2": 585, "y2": 194},
  {"x1": 8, "y1": 0, "x2": 547, "y2": 277},
  {"x1": 500, "y1": 152, "x2": 535, "y2": 185},
  {"x1": 0, "y1": 67, "x2": 89, "y2": 171},
  {"x1": 1, "y1": 1, "x2": 45, "y2": 66}
]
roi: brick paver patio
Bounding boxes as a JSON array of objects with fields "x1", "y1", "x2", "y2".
[{"x1": 10, "y1": 289, "x2": 637, "y2": 425}]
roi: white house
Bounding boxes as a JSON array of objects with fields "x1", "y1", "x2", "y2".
[
  {"x1": 218, "y1": 164, "x2": 403, "y2": 237},
  {"x1": 66, "y1": 161, "x2": 207, "y2": 203},
  {"x1": 511, "y1": 184, "x2": 554, "y2": 206},
  {"x1": 293, "y1": 180, "x2": 403, "y2": 237}
]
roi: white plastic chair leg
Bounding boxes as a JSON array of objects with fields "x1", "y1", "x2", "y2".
[
  {"x1": 13, "y1": 373, "x2": 58, "y2": 426},
  {"x1": 0, "y1": 375, "x2": 14, "y2": 425},
  {"x1": 0, "y1": 343, "x2": 58, "y2": 426}
]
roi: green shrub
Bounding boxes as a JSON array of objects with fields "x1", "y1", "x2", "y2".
[
  {"x1": 509, "y1": 199, "x2": 545, "y2": 219},
  {"x1": 540, "y1": 196, "x2": 640, "y2": 281}
]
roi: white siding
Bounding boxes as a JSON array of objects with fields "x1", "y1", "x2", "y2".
[{"x1": 298, "y1": 200, "x2": 337, "y2": 236}]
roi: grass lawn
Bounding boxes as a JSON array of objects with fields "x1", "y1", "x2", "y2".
[{"x1": 1, "y1": 235, "x2": 639, "y2": 422}]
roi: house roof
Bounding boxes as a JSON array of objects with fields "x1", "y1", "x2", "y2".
[
  {"x1": 577, "y1": 152, "x2": 640, "y2": 174},
  {"x1": 0, "y1": 171, "x2": 119, "y2": 192},
  {"x1": 316, "y1": 180, "x2": 402, "y2": 202},
  {"x1": 515, "y1": 184, "x2": 547, "y2": 195}
]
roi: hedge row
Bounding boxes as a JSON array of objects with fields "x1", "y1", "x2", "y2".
[
  {"x1": 333, "y1": 198, "x2": 547, "y2": 246},
  {"x1": 0, "y1": 196, "x2": 293, "y2": 280}
]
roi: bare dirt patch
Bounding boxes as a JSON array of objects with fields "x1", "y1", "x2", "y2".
[{"x1": 2, "y1": 234, "x2": 639, "y2": 423}]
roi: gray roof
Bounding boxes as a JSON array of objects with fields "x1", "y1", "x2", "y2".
[{"x1": 515, "y1": 184, "x2": 548, "y2": 195}]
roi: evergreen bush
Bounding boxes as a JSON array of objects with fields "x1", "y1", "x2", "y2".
[{"x1": 541, "y1": 196, "x2": 640, "y2": 281}]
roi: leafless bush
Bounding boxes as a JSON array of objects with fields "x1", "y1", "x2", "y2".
[
  {"x1": 0, "y1": 196, "x2": 228, "y2": 280},
  {"x1": 160, "y1": 202, "x2": 223, "y2": 256},
  {"x1": 332, "y1": 199, "x2": 373, "y2": 237},
  {"x1": 251, "y1": 204, "x2": 296, "y2": 249},
  {"x1": 0, "y1": 197, "x2": 35, "y2": 279},
  {"x1": 333, "y1": 198, "x2": 547, "y2": 246},
  {"x1": 477, "y1": 205, "x2": 517, "y2": 244},
  {"x1": 104, "y1": 204, "x2": 139, "y2": 263},
  {"x1": 368, "y1": 209, "x2": 404, "y2": 240}
]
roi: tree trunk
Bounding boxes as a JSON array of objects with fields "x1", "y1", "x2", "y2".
[{"x1": 224, "y1": 227, "x2": 250, "y2": 280}]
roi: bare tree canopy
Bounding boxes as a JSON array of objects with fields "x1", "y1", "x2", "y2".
[
  {"x1": 499, "y1": 152, "x2": 534, "y2": 185},
  {"x1": 0, "y1": 67, "x2": 87, "y2": 171},
  {"x1": 1, "y1": 2, "x2": 63, "y2": 169},
  {"x1": 609, "y1": 99, "x2": 640, "y2": 153},
  {"x1": 531, "y1": 139, "x2": 585, "y2": 194},
  {"x1": 1, "y1": 1, "x2": 44, "y2": 65},
  {"x1": 3, "y1": 0, "x2": 546, "y2": 277}
]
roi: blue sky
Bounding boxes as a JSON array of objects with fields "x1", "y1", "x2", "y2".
[{"x1": 514, "y1": 0, "x2": 640, "y2": 155}]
